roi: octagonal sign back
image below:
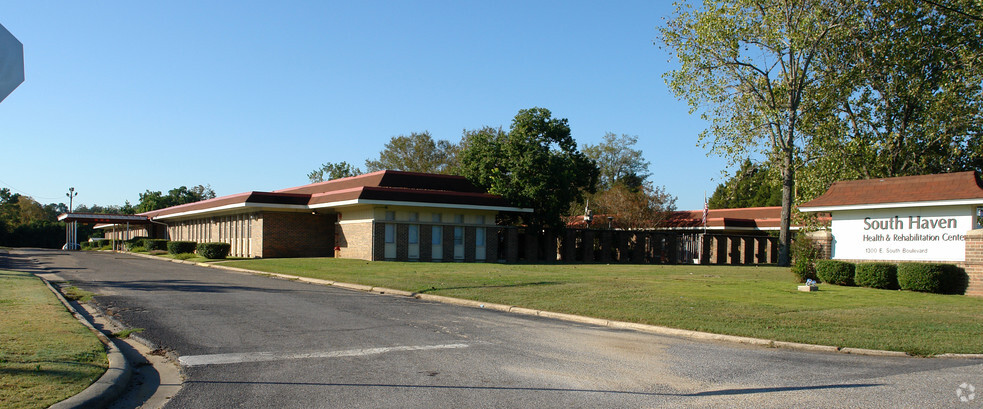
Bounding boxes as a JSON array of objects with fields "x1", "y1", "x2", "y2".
[{"x1": 0, "y1": 22, "x2": 25, "y2": 103}]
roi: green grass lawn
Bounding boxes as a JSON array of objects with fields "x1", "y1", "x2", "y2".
[
  {"x1": 0, "y1": 270, "x2": 107, "y2": 409},
  {"x1": 221, "y1": 258, "x2": 983, "y2": 356}
]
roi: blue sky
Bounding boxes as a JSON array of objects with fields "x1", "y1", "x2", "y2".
[{"x1": 0, "y1": 1, "x2": 729, "y2": 211}]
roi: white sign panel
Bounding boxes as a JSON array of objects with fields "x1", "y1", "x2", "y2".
[
  {"x1": 832, "y1": 206, "x2": 973, "y2": 262},
  {"x1": 0, "y1": 22, "x2": 25, "y2": 103}
]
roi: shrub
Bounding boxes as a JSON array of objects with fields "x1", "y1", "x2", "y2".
[
  {"x1": 197, "y1": 242, "x2": 231, "y2": 259},
  {"x1": 790, "y1": 257, "x2": 817, "y2": 283},
  {"x1": 123, "y1": 237, "x2": 149, "y2": 251},
  {"x1": 897, "y1": 263, "x2": 968, "y2": 294},
  {"x1": 855, "y1": 262, "x2": 899, "y2": 290},
  {"x1": 167, "y1": 241, "x2": 197, "y2": 255},
  {"x1": 815, "y1": 260, "x2": 855, "y2": 286},
  {"x1": 172, "y1": 252, "x2": 196, "y2": 260},
  {"x1": 790, "y1": 233, "x2": 821, "y2": 282},
  {"x1": 145, "y1": 239, "x2": 168, "y2": 251}
]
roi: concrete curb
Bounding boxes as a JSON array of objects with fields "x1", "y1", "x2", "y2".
[
  {"x1": 37, "y1": 276, "x2": 132, "y2": 409},
  {"x1": 122, "y1": 251, "x2": 982, "y2": 360}
]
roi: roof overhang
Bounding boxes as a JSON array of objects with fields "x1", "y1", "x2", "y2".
[
  {"x1": 799, "y1": 198, "x2": 983, "y2": 213},
  {"x1": 58, "y1": 213, "x2": 151, "y2": 224}
]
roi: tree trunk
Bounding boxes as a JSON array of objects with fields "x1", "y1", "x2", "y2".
[{"x1": 778, "y1": 145, "x2": 795, "y2": 267}]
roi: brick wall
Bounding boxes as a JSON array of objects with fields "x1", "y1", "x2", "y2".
[
  {"x1": 965, "y1": 229, "x2": 983, "y2": 297},
  {"x1": 485, "y1": 227, "x2": 499, "y2": 262},
  {"x1": 806, "y1": 230, "x2": 833, "y2": 260},
  {"x1": 336, "y1": 221, "x2": 373, "y2": 261},
  {"x1": 261, "y1": 212, "x2": 335, "y2": 258},
  {"x1": 373, "y1": 222, "x2": 386, "y2": 261},
  {"x1": 103, "y1": 226, "x2": 150, "y2": 240}
]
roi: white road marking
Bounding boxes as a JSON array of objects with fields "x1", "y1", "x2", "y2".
[{"x1": 178, "y1": 343, "x2": 469, "y2": 367}]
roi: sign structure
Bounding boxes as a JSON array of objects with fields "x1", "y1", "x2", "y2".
[
  {"x1": 832, "y1": 206, "x2": 974, "y2": 262},
  {"x1": 0, "y1": 22, "x2": 25, "y2": 103}
]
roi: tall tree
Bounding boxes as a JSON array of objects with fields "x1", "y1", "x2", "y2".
[
  {"x1": 135, "y1": 185, "x2": 216, "y2": 213},
  {"x1": 459, "y1": 108, "x2": 599, "y2": 230},
  {"x1": 583, "y1": 133, "x2": 651, "y2": 190},
  {"x1": 661, "y1": 0, "x2": 856, "y2": 266},
  {"x1": 797, "y1": 0, "x2": 983, "y2": 201},
  {"x1": 708, "y1": 159, "x2": 782, "y2": 209},
  {"x1": 308, "y1": 161, "x2": 363, "y2": 183},
  {"x1": 588, "y1": 183, "x2": 677, "y2": 230},
  {"x1": 365, "y1": 131, "x2": 459, "y2": 174}
]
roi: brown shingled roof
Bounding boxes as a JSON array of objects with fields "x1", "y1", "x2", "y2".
[
  {"x1": 141, "y1": 170, "x2": 525, "y2": 219},
  {"x1": 799, "y1": 171, "x2": 983, "y2": 209}
]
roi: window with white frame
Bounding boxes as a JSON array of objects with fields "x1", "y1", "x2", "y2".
[
  {"x1": 385, "y1": 224, "x2": 395, "y2": 243},
  {"x1": 432, "y1": 226, "x2": 442, "y2": 245}
]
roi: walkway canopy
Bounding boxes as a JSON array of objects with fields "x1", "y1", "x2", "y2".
[{"x1": 57, "y1": 213, "x2": 151, "y2": 225}]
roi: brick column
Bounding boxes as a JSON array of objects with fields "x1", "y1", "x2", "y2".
[
  {"x1": 544, "y1": 231, "x2": 557, "y2": 263},
  {"x1": 506, "y1": 228, "x2": 519, "y2": 263},
  {"x1": 631, "y1": 233, "x2": 645, "y2": 263},
  {"x1": 563, "y1": 229, "x2": 577, "y2": 262},
  {"x1": 729, "y1": 237, "x2": 741, "y2": 265},
  {"x1": 965, "y1": 229, "x2": 983, "y2": 297},
  {"x1": 443, "y1": 225, "x2": 455, "y2": 261},
  {"x1": 617, "y1": 231, "x2": 630, "y2": 263},
  {"x1": 465, "y1": 226, "x2": 476, "y2": 262},
  {"x1": 582, "y1": 230, "x2": 595, "y2": 263},
  {"x1": 599, "y1": 230, "x2": 612, "y2": 263},
  {"x1": 807, "y1": 230, "x2": 833, "y2": 260},
  {"x1": 419, "y1": 224, "x2": 432, "y2": 262},
  {"x1": 396, "y1": 224, "x2": 409, "y2": 261},
  {"x1": 742, "y1": 237, "x2": 754, "y2": 264},
  {"x1": 372, "y1": 222, "x2": 385, "y2": 261},
  {"x1": 755, "y1": 237, "x2": 767, "y2": 264},
  {"x1": 485, "y1": 227, "x2": 499, "y2": 263},
  {"x1": 700, "y1": 234, "x2": 712, "y2": 265},
  {"x1": 524, "y1": 230, "x2": 539, "y2": 262}
]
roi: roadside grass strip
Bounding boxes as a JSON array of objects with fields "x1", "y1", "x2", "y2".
[
  {"x1": 0, "y1": 270, "x2": 107, "y2": 409},
  {"x1": 179, "y1": 343, "x2": 470, "y2": 367},
  {"x1": 221, "y1": 258, "x2": 983, "y2": 356}
]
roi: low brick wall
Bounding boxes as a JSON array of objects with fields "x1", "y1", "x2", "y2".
[{"x1": 965, "y1": 229, "x2": 983, "y2": 297}]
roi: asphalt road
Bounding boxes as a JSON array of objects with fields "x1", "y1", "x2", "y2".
[{"x1": 6, "y1": 248, "x2": 982, "y2": 408}]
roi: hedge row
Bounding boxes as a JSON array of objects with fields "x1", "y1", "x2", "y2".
[
  {"x1": 145, "y1": 239, "x2": 168, "y2": 251},
  {"x1": 197, "y1": 242, "x2": 231, "y2": 259},
  {"x1": 811, "y1": 260, "x2": 967, "y2": 294},
  {"x1": 815, "y1": 260, "x2": 854, "y2": 286},
  {"x1": 897, "y1": 263, "x2": 967, "y2": 294},
  {"x1": 167, "y1": 241, "x2": 197, "y2": 255}
]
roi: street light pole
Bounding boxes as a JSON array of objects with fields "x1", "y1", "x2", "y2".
[{"x1": 65, "y1": 187, "x2": 78, "y2": 250}]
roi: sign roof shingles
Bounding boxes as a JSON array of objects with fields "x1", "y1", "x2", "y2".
[{"x1": 800, "y1": 171, "x2": 983, "y2": 209}]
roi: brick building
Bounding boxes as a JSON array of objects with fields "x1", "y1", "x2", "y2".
[{"x1": 98, "y1": 170, "x2": 531, "y2": 260}]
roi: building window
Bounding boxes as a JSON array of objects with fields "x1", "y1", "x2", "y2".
[
  {"x1": 385, "y1": 224, "x2": 395, "y2": 244},
  {"x1": 454, "y1": 214, "x2": 464, "y2": 224},
  {"x1": 454, "y1": 226, "x2": 464, "y2": 245},
  {"x1": 432, "y1": 213, "x2": 442, "y2": 223},
  {"x1": 384, "y1": 211, "x2": 395, "y2": 221},
  {"x1": 476, "y1": 215, "x2": 485, "y2": 225},
  {"x1": 408, "y1": 225, "x2": 419, "y2": 244},
  {"x1": 408, "y1": 212, "x2": 419, "y2": 222},
  {"x1": 476, "y1": 227, "x2": 485, "y2": 246},
  {"x1": 432, "y1": 226, "x2": 442, "y2": 245},
  {"x1": 977, "y1": 206, "x2": 983, "y2": 229}
]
